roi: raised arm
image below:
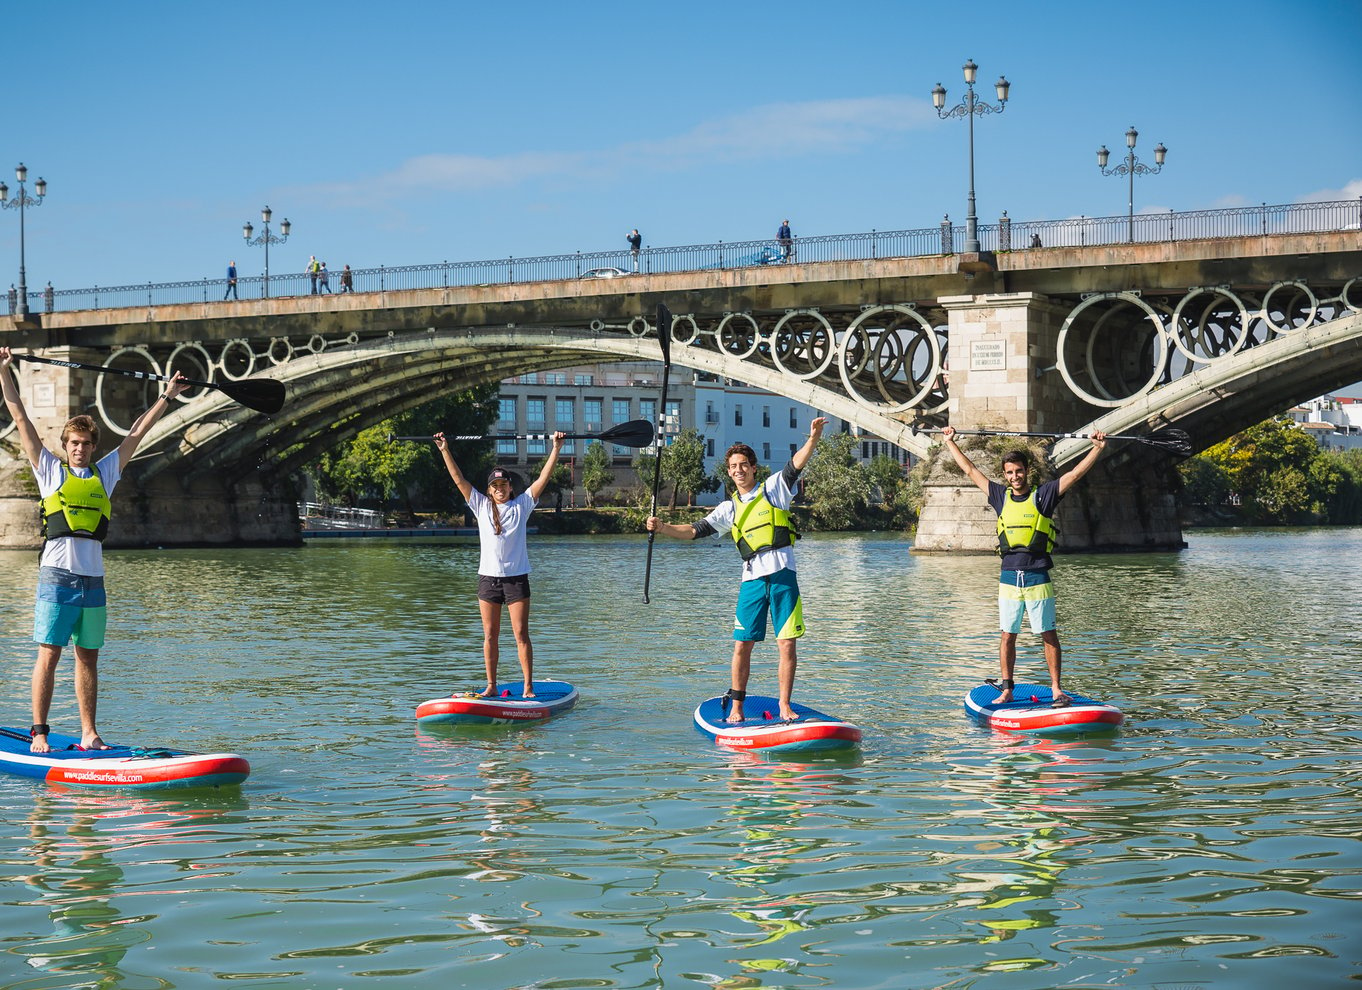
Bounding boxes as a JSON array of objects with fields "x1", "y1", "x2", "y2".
[
  {"x1": 1056, "y1": 432, "x2": 1106, "y2": 496},
  {"x1": 527, "y1": 432, "x2": 566, "y2": 502},
  {"x1": 940, "y1": 426, "x2": 992, "y2": 494},
  {"x1": 434, "y1": 433, "x2": 475, "y2": 502},
  {"x1": 790, "y1": 416, "x2": 828, "y2": 473},
  {"x1": 116, "y1": 372, "x2": 190, "y2": 465},
  {"x1": 0, "y1": 347, "x2": 45, "y2": 468}
]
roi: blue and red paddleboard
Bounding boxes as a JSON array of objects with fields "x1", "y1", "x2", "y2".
[
  {"x1": 0, "y1": 727, "x2": 250, "y2": 790},
  {"x1": 693, "y1": 696, "x2": 862, "y2": 754},
  {"x1": 416, "y1": 680, "x2": 579, "y2": 726},
  {"x1": 964, "y1": 682, "x2": 1124, "y2": 736}
]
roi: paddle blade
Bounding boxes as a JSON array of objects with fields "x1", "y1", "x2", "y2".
[
  {"x1": 212, "y1": 377, "x2": 286, "y2": 414},
  {"x1": 596, "y1": 419, "x2": 656, "y2": 448},
  {"x1": 1144, "y1": 428, "x2": 1192, "y2": 456}
]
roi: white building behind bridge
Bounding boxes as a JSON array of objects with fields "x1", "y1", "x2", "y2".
[
  {"x1": 492, "y1": 361, "x2": 912, "y2": 506},
  {"x1": 1288, "y1": 395, "x2": 1362, "y2": 451}
]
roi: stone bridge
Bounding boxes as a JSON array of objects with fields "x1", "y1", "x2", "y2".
[{"x1": 1, "y1": 228, "x2": 1359, "y2": 550}]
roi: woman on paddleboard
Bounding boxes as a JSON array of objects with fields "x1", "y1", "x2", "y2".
[{"x1": 435, "y1": 430, "x2": 566, "y2": 698}]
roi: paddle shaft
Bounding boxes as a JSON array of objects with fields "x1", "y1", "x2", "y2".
[
  {"x1": 13, "y1": 353, "x2": 285, "y2": 414},
  {"x1": 917, "y1": 425, "x2": 1190, "y2": 453},
  {"x1": 643, "y1": 303, "x2": 673, "y2": 604}
]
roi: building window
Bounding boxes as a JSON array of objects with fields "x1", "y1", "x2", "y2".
[
  {"x1": 612, "y1": 398, "x2": 631, "y2": 423},
  {"x1": 584, "y1": 398, "x2": 603, "y2": 432},
  {"x1": 665, "y1": 399, "x2": 681, "y2": 435},
  {"x1": 707, "y1": 439, "x2": 715, "y2": 456},
  {"x1": 526, "y1": 398, "x2": 546, "y2": 430},
  {"x1": 706, "y1": 401, "x2": 718, "y2": 425},
  {"x1": 762, "y1": 442, "x2": 771, "y2": 461},
  {"x1": 497, "y1": 437, "x2": 517, "y2": 455},
  {"x1": 640, "y1": 398, "x2": 657, "y2": 427},
  {"x1": 519, "y1": 373, "x2": 536, "y2": 385},
  {"x1": 735, "y1": 404, "x2": 743, "y2": 427},
  {"x1": 573, "y1": 374, "x2": 593, "y2": 386},
  {"x1": 546, "y1": 372, "x2": 567, "y2": 386},
  {"x1": 789, "y1": 408, "x2": 798, "y2": 429},
  {"x1": 498, "y1": 397, "x2": 516, "y2": 429},
  {"x1": 763, "y1": 405, "x2": 770, "y2": 428},
  {"x1": 555, "y1": 398, "x2": 575, "y2": 427}
]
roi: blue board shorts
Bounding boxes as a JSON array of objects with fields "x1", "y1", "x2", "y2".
[
  {"x1": 999, "y1": 569, "x2": 1055, "y2": 634},
  {"x1": 34, "y1": 566, "x2": 108, "y2": 650},
  {"x1": 734, "y1": 569, "x2": 805, "y2": 642}
]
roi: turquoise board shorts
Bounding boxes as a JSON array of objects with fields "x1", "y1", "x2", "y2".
[
  {"x1": 999, "y1": 569, "x2": 1055, "y2": 634},
  {"x1": 34, "y1": 566, "x2": 108, "y2": 650},
  {"x1": 733, "y1": 569, "x2": 805, "y2": 642}
]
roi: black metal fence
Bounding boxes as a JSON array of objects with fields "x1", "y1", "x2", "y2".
[{"x1": 10, "y1": 198, "x2": 1360, "y2": 316}]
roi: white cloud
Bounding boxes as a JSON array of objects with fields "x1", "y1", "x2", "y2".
[
  {"x1": 290, "y1": 97, "x2": 934, "y2": 204},
  {"x1": 1298, "y1": 179, "x2": 1362, "y2": 203}
]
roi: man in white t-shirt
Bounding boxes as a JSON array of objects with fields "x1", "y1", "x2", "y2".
[
  {"x1": 1, "y1": 347, "x2": 187, "y2": 752},
  {"x1": 647, "y1": 416, "x2": 827, "y2": 722}
]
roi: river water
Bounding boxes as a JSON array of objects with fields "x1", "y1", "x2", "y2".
[{"x1": 0, "y1": 529, "x2": 1358, "y2": 989}]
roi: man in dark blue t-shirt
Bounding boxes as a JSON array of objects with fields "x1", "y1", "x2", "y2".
[{"x1": 941, "y1": 426, "x2": 1105, "y2": 706}]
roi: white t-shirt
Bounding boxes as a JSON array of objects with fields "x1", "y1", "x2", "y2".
[
  {"x1": 467, "y1": 488, "x2": 538, "y2": 577},
  {"x1": 701, "y1": 470, "x2": 797, "y2": 581},
  {"x1": 33, "y1": 447, "x2": 123, "y2": 576}
]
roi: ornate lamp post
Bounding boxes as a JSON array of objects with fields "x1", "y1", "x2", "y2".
[
  {"x1": 1097, "y1": 127, "x2": 1167, "y2": 243},
  {"x1": 242, "y1": 206, "x2": 291, "y2": 298},
  {"x1": 0, "y1": 163, "x2": 48, "y2": 319},
  {"x1": 932, "y1": 60, "x2": 1010, "y2": 254}
]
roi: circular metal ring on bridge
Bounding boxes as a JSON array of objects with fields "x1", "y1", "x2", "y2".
[
  {"x1": 1343, "y1": 278, "x2": 1362, "y2": 314},
  {"x1": 307, "y1": 334, "x2": 327, "y2": 353},
  {"x1": 346, "y1": 332, "x2": 360, "y2": 346},
  {"x1": 627, "y1": 316, "x2": 651, "y2": 338},
  {"x1": 670, "y1": 314, "x2": 700, "y2": 347},
  {"x1": 837, "y1": 305, "x2": 941, "y2": 414},
  {"x1": 96, "y1": 347, "x2": 163, "y2": 438},
  {"x1": 267, "y1": 337, "x2": 295, "y2": 366},
  {"x1": 1260, "y1": 281, "x2": 1319, "y2": 335},
  {"x1": 1057, "y1": 292, "x2": 1169, "y2": 409},
  {"x1": 218, "y1": 339, "x2": 258, "y2": 381},
  {"x1": 1169, "y1": 287, "x2": 1251, "y2": 365},
  {"x1": 167, "y1": 343, "x2": 215, "y2": 401},
  {"x1": 716, "y1": 313, "x2": 761, "y2": 360},
  {"x1": 771, "y1": 310, "x2": 836, "y2": 381},
  {"x1": 918, "y1": 324, "x2": 951, "y2": 416}
]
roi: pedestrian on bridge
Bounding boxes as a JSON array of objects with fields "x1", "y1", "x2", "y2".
[
  {"x1": 627, "y1": 229, "x2": 642, "y2": 271},
  {"x1": 646, "y1": 417, "x2": 827, "y2": 724},
  {"x1": 777, "y1": 219, "x2": 794, "y2": 262},
  {"x1": 0, "y1": 346, "x2": 189, "y2": 754},
  {"x1": 224, "y1": 260, "x2": 238, "y2": 300},
  {"x1": 434, "y1": 429, "x2": 566, "y2": 700},
  {"x1": 340, "y1": 264, "x2": 354, "y2": 293},
  {"x1": 318, "y1": 262, "x2": 332, "y2": 294},
  {"x1": 307, "y1": 256, "x2": 320, "y2": 294},
  {"x1": 939, "y1": 426, "x2": 1106, "y2": 709}
]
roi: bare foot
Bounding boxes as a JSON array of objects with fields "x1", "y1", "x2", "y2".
[
  {"x1": 81, "y1": 734, "x2": 111, "y2": 751},
  {"x1": 522, "y1": 691, "x2": 536, "y2": 699},
  {"x1": 1051, "y1": 692, "x2": 1071, "y2": 708},
  {"x1": 724, "y1": 704, "x2": 746, "y2": 724},
  {"x1": 30, "y1": 733, "x2": 51, "y2": 754},
  {"x1": 779, "y1": 708, "x2": 799, "y2": 722}
]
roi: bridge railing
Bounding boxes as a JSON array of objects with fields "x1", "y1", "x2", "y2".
[{"x1": 13, "y1": 198, "x2": 1360, "y2": 316}]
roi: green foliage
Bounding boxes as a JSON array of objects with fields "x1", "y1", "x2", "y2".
[
  {"x1": 580, "y1": 441, "x2": 612, "y2": 508},
  {"x1": 1183, "y1": 415, "x2": 1347, "y2": 524},
  {"x1": 307, "y1": 385, "x2": 499, "y2": 513},
  {"x1": 1325, "y1": 449, "x2": 1362, "y2": 523},
  {"x1": 800, "y1": 432, "x2": 873, "y2": 530},
  {"x1": 531, "y1": 457, "x2": 573, "y2": 509},
  {"x1": 867, "y1": 453, "x2": 918, "y2": 530},
  {"x1": 664, "y1": 428, "x2": 714, "y2": 507}
]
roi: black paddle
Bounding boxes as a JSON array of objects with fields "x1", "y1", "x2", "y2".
[
  {"x1": 912, "y1": 424, "x2": 1193, "y2": 456},
  {"x1": 388, "y1": 419, "x2": 657, "y2": 448},
  {"x1": 14, "y1": 353, "x2": 285, "y2": 415},
  {"x1": 643, "y1": 303, "x2": 673, "y2": 604}
]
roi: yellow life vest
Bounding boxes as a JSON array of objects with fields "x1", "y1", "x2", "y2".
[
  {"x1": 996, "y1": 488, "x2": 1057, "y2": 555},
  {"x1": 732, "y1": 487, "x2": 797, "y2": 561},
  {"x1": 40, "y1": 465, "x2": 111, "y2": 543}
]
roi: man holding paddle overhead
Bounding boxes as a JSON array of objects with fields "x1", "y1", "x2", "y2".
[
  {"x1": 940, "y1": 425, "x2": 1106, "y2": 708},
  {"x1": 0, "y1": 347, "x2": 188, "y2": 753},
  {"x1": 647, "y1": 417, "x2": 827, "y2": 723}
]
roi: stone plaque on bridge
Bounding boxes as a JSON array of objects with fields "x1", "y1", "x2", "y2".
[
  {"x1": 31, "y1": 382, "x2": 55, "y2": 409},
  {"x1": 969, "y1": 340, "x2": 1006, "y2": 371}
]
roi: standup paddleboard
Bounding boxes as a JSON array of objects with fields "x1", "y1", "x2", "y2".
[
  {"x1": 964, "y1": 682, "x2": 1124, "y2": 736},
  {"x1": 416, "y1": 680, "x2": 579, "y2": 726},
  {"x1": 693, "y1": 696, "x2": 862, "y2": 754},
  {"x1": 0, "y1": 727, "x2": 250, "y2": 790}
]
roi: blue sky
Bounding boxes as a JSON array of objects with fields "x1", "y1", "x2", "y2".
[{"x1": 5, "y1": 1, "x2": 1359, "y2": 299}]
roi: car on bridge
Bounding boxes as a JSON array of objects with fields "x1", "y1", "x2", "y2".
[{"x1": 579, "y1": 267, "x2": 633, "y2": 279}]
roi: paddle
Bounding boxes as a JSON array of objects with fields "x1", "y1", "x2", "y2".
[
  {"x1": 912, "y1": 424, "x2": 1193, "y2": 456},
  {"x1": 643, "y1": 302, "x2": 673, "y2": 604},
  {"x1": 14, "y1": 353, "x2": 285, "y2": 415},
  {"x1": 387, "y1": 419, "x2": 656, "y2": 447}
]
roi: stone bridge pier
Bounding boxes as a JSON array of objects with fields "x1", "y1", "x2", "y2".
[
  {"x1": 0, "y1": 351, "x2": 299, "y2": 550},
  {"x1": 913, "y1": 291, "x2": 1185, "y2": 553}
]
